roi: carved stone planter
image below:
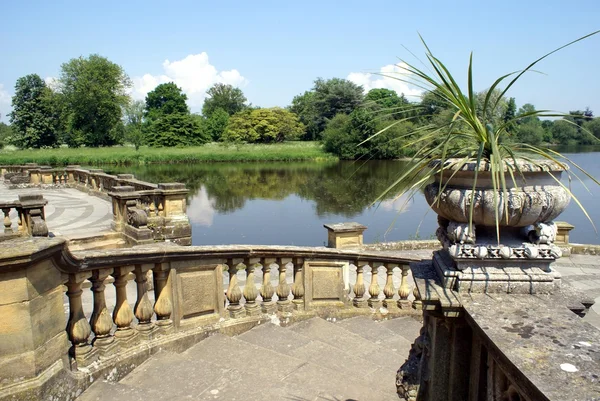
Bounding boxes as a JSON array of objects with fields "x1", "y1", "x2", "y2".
[{"x1": 424, "y1": 159, "x2": 571, "y2": 227}]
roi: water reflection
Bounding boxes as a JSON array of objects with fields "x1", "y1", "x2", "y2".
[{"x1": 105, "y1": 154, "x2": 600, "y2": 246}]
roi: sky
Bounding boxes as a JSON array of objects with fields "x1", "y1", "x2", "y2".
[{"x1": 1, "y1": 0, "x2": 599, "y2": 123}]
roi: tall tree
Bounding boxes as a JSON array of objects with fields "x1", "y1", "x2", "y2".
[
  {"x1": 58, "y1": 54, "x2": 131, "y2": 147},
  {"x1": 364, "y1": 88, "x2": 409, "y2": 115},
  {"x1": 144, "y1": 83, "x2": 208, "y2": 146},
  {"x1": 202, "y1": 83, "x2": 247, "y2": 117},
  {"x1": 145, "y1": 82, "x2": 189, "y2": 118},
  {"x1": 202, "y1": 107, "x2": 229, "y2": 141},
  {"x1": 9, "y1": 74, "x2": 59, "y2": 148},
  {"x1": 290, "y1": 78, "x2": 364, "y2": 140},
  {"x1": 0, "y1": 122, "x2": 13, "y2": 148},
  {"x1": 123, "y1": 99, "x2": 145, "y2": 150}
]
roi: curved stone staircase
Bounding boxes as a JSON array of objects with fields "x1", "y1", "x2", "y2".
[{"x1": 78, "y1": 316, "x2": 422, "y2": 401}]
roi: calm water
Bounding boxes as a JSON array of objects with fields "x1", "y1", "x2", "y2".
[{"x1": 106, "y1": 148, "x2": 600, "y2": 246}]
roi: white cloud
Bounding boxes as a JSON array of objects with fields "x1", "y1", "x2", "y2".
[
  {"x1": 347, "y1": 63, "x2": 422, "y2": 100},
  {"x1": 131, "y1": 53, "x2": 247, "y2": 111},
  {"x1": 0, "y1": 84, "x2": 11, "y2": 122}
]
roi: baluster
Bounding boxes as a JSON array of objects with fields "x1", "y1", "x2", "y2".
[
  {"x1": 89, "y1": 268, "x2": 117, "y2": 355},
  {"x1": 112, "y1": 266, "x2": 137, "y2": 346},
  {"x1": 368, "y1": 262, "x2": 382, "y2": 309},
  {"x1": 158, "y1": 202, "x2": 164, "y2": 217},
  {"x1": 276, "y1": 259, "x2": 292, "y2": 312},
  {"x1": 66, "y1": 273, "x2": 97, "y2": 366},
  {"x1": 2, "y1": 208, "x2": 12, "y2": 233},
  {"x1": 134, "y1": 264, "x2": 156, "y2": 338},
  {"x1": 412, "y1": 284, "x2": 422, "y2": 310},
  {"x1": 291, "y1": 257, "x2": 304, "y2": 310},
  {"x1": 383, "y1": 263, "x2": 398, "y2": 310},
  {"x1": 353, "y1": 262, "x2": 368, "y2": 308},
  {"x1": 226, "y1": 259, "x2": 244, "y2": 318},
  {"x1": 153, "y1": 263, "x2": 173, "y2": 331},
  {"x1": 260, "y1": 258, "x2": 276, "y2": 314},
  {"x1": 243, "y1": 259, "x2": 260, "y2": 316},
  {"x1": 17, "y1": 211, "x2": 24, "y2": 233},
  {"x1": 398, "y1": 265, "x2": 412, "y2": 309},
  {"x1": 149, "y1": 201, "x2": 157, "y2": 217}
]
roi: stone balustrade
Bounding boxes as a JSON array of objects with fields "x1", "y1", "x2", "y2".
[
  {"x1": 0, "y1": 194, "x2": 48, "y2": 240},
  {"x1": 0, "y1": 238, "x2": 417, "y2": 400},
  {"x1": 1, "y1": 164, "x2": 191, "y2": 246}
]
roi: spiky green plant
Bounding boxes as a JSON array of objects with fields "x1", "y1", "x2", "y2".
[{"x1": 368, "y1": 31, "x2": 600, "y2": 241}]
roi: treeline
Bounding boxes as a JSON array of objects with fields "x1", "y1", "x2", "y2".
[{"x1": 2, "y1": 53, "x2": 599, "y2": 159}]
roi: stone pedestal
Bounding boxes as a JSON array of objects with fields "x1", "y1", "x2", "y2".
[{"x1": 324, "y1": 222, "x2": 367, "y2": 249}]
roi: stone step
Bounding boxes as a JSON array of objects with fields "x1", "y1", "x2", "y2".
[
  {"x1": 77, "y1": 379, "x2": 169, "y2": 401},
  {"x1": 380, "y1": 316, "x2": 424, "y2": 343},
  {"x1": 238, "y1": 321, "x2": 382, "y2": 376},
  {"x1": 336, "y1": 315, "x2": 416, "y2": 353}
]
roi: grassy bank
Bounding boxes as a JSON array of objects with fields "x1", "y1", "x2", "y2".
[{"x1": 0, "y1": 142, "x2": 337, "y2": 166}]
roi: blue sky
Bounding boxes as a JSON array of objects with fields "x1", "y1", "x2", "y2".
[{"x1": 1, "y1": 0, "x2": 599, "y2": 122}]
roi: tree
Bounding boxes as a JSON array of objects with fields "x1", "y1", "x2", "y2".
[
  {"x1": 58, "y1": 54, "x2": 131, "y2": 147},
  {"x1": 0, "y1": 122, "x2": 13, "y2": 148},
  {"x1": 223, "y1": 108, "x2": 305, "y2": 143},
  {"x1": 503, "y1": 97, "x2": 517, "y2": 132},
  {"x1": 290, "y1": 78, "x2": 364, "y2": 140},
  {"x1": 143, "y1": 83, "x2": 208, "y2": 147},
  {"x1": 145, "y1": 82, "x2": 189, "y2": 118},
  {"x1": 145, "y1": 113, "x2": 208, "y2": 147},
  {"x1": 551, "y1": 119, "x2": 579, "y2": 145},
  {"x1": 8, "y1": 74, "x2": 59, "y2": 148},
  {"x1": 202, "y1": 107, "x2": 229, "y2": 141},
  {"x1": 202, "y1": 83, "x2": 247, "y2": 117},
  {"x1": 364, "y1": 88, "x2": 409, "y2": 116},
  {"x1": 583, "y1": 118, "x2": 600, "y2": 140},
  {"x1": 289, "y1": 90, "x2": 319, "y2": 140},
  {"x1": 123, "y1": 99, "x2": 145, "y2": 150}
]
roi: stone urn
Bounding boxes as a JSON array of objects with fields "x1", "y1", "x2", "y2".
[{"x1": 424, "y1": 159, "x2": 571, "y2": 229}]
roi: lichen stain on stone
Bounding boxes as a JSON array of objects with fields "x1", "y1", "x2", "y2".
[{"x1": 502, "y1": 322, "x2": 535, "y2": 339}]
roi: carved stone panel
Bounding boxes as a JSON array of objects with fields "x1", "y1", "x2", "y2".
[
  {"x1": 303, "y1": 261, "x2": 348, "y2": 309},
  {"x1": 177, "y1": 269, "x2": 220, "y2": 320}
]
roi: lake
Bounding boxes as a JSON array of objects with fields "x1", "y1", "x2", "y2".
[{"x1": 106, "y1": 147, "x2": 600, "y2": 246}]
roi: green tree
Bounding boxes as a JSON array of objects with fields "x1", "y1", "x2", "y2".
[
  {"x1": 551, "y1": 119, "x2": 579, "y2": 145},
  {"x1": 0, "y1": 122, "x2": 13, "y2": 148},
  {"x1": 503, "y1": 97, "x2": 517, "y2": 132},
  {"x1": 143, "y1": 83, "x2": 208, "y2": 147},
  {"x1": 583, "y1": 118, "x2": 600, "y2": 139},
  {"x1": 290, "y1": 78, "x2": 364, "y2": 140},
  {"x1": 202, "y1": 83, "x2": 247, "y2": 117},
  {"x1": 223, "y1": 108, "x2": 305, "y2": 143},
  {"x1": 202, "y1": 107, "x2": 229, "y2": 141},
  {"x1": 58, "y1": 54, "x2": 131, "y2": 147},
  {"x1": 418, "y1": 88, "x2": 449, "y2": 121},
  {"x1": 364, "y1": 88, "x2": 409, "y2": 116},
  {"x1": 289, "y1": 90, "x2": 319, "y2": 140},
  {"x1": 123, "y1": 99, "x2": 145, "y2": 150},
  {"x1": 145, "y1": 113, "x2": 207, "y2": 147},
  {"x1": 145, "y1": 82, "x2": 189, "y2": 118},
  {"x1": 8, "y1": 74, "x2": 60, "y2": 148}
]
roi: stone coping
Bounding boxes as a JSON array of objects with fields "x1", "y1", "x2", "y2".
[
  {"x1": 428, "y1": 158, "x2": 569, "y2": 172},
  {"x1": 464, "y1": 293, "x2": 600, "y2": 400},
  {"x1": 323, "y1": 222, "x2": 367, "y2": 233}
]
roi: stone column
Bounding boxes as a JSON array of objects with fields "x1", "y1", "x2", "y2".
[
  {"x1": 66, "y1": 272, "x2": 98, "y2": 367},
  {"x1": 153, "y1": 263, "x2": 173, "y2": 332},
  {"x1": 89, "y1": 268, "x2": 117, "y2": 356},
  {"x1": 111, "y1": 266, "x2": 138, "y2": 347},
  {"x1": 134, "y1": 264, "x2": 157, "y2": 339}
]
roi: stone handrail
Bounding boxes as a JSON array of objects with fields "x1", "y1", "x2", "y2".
[
  {"x1": 0, "y1": 238, "x2": 419, "y2": 400},
  {"x1": 0, "y1": 194, "x2": 48, "y2": 240}
]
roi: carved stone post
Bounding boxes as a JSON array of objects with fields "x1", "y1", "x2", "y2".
[
  {"x1": 368, "y1": 263, "x2": 382, "y2": 309},
  {"x1": 260, "y1": 258, "x2": 276, "y2": 314},
  {"x1": 276, "y1": 259, "x2": 292, "y2": 312},
  {"x1": 383, "y1": 263, "x2": 399, "y2": 310},
  {"x1": 89, "y1": 268, "x2": 117, "y2": 356},
  {"x1": 243, "y1": 259, "x2": 260, "y2": 316},
  {"x1": 398, "y1": 264, "x2": 412, "y2": 309},
  {"x1": 412, "y1": 285, "x2": 422, "y2": 310},
  {"x1": 134, "y1": 264, "x2": 156, "y2": 339},
  {"x1": 66, "y1": 273, "x2": 97, "y2": 367},
  {"x1": 153, "y1": 263, "x2": 173, "y2": 332},
  {"x1": 291, "y1": 258, "x2": 305, "y2": 310},
  {"x1": 112, "y1": 266, "x2": 137, "y2": 346},
  {"x1": 353, "y1": 262, "x2": 368, "y2": 308},
  {"x1": 226, "y1": 259, "x2": 244, "y2": 318}
]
